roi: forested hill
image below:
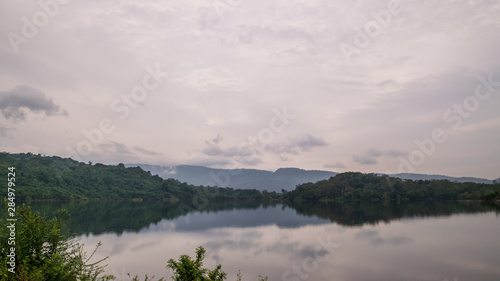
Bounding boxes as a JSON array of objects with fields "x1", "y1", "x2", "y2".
[
  {"x1": 127, "y1": 164, "x2": 337, "y2": 192},
  {"x1": 2, "y1": 152, "x2": 499, "y2": 202},
  {"x1": 284, "y1": 172, "x2": 500, "y2": 202},
  {"x1": 0, "y1": 152, "x2": 264, "y2": 201}
]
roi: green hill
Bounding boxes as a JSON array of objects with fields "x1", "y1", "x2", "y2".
[
  {"x1": 2, "y1": 152, "x2": 498, "y2": 203},
  {"x1": 284, "y1": 172, "x2": 500, "y2": 202},
  {"x1": 0, "y1": 152, "x2": 264, "y2": 202}
]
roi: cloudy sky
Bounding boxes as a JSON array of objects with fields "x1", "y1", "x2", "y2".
[{"x1": 1, "y1": 0, "x2": 499, "y2": 179}]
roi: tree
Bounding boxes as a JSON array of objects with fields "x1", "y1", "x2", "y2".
[
  {"x1": 166, "y1": 246, "x2": 227, "y2": 281},
  {"x1": 0, "y1": 204, "x2": 112, "y2": 281}
]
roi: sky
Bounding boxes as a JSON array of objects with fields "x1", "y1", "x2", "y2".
[{"x1": 1, "y1": 0, "x2": 499, "y2": 179}]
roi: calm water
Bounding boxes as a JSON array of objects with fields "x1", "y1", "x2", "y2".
[{"x1": 29, "y1": 201, "x2": 500, "y2": 281}]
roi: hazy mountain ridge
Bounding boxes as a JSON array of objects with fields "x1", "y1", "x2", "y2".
[
  {"x1": 126, "y1": 164, "x2": 337, "y2": 192},
  {"x1": 126, "y1": 164, "x2": 497, "y2": 191},
  {"x1": 388, "y1": 173, "x2": 495, "y2": 184}
]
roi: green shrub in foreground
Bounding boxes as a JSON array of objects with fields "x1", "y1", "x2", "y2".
[
  {"x1": 0, "y1": 203, "x2": 112, "y2": 281},
  {"x1": 1, "y1": 204, "x2": 267, "y2": 281}
]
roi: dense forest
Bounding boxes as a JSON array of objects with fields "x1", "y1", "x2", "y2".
[
  {"x1": 1, "y1": 152, "x2": 499, "y2": 202},
  {"x1": 0, "y1": 152, "x2": 268, "y2": 202},
  {"x1": 284, "y1": 172, "x2": 500, "y2": 202}
]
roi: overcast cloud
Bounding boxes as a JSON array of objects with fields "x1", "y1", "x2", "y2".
[
  {"x1": 353, "y1": 149, "x2": 405, "y2": 165},
  {"x1": 0, "y1": 85, "x2": 67, "y2": 120},
  {"x1": 1, "y1": 0, "x2": 499, "y2": 179}
]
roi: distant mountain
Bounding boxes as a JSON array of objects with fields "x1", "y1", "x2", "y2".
[
  {"x1": 128, "y1": 164, "x2": 497, "y2": 191},
  {"x1": 125, "y1": 164, "x2": 337, "y2": 192},
  {"x1": 388, "y1": 173, "x2": 494, "y2": 184}
]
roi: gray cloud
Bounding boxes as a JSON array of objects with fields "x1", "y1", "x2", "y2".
[
  {"x1": 353, "y1": 149, "x2": 405, "y2": 165},
  {"x1": 377, "y1": 80, "x2": 398, "y2": 89},
  {"x1": 133, "y1": 146, "x2": 163, "y2": 156},
  {"x1": 352, "y1": 154, "x2": 378, "y2": 165},
  {"x1": 293, "y1": 134, "x2": 329, "y2": 150},
  {"x1": 265, "y1": 134, "x2": 329, "y2": 155},
  {"x1": 199, "y1": 134, "x2": 327, "y2": 167},
  {"x1": 0, "y1": 125, "x2": 14, "y2": 138},
  {"x1": 200, "y1": 135, "x2": 263, "y2": 167},
  {"x1": 100, "y1": 142, "x2": 132, "y2": 155},
  {"x1": 355, "y1": 229, "x2": 412, "y2": 247},
  {"x1": 0, "y1": 85, "x2": 68, "y2": 121},
  {"x1": 202, "y1": 135, "x2": 240, "y2": 157},
  {"x1": 237, "y1": 155, "x2": 263, "y2": 166},
  {"x1": 324, "y1": 162, "x2": 346, "y2": 169}
]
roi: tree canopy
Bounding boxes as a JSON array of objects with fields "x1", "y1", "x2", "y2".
[
  {"x1": 284, "y1": 172, "x2": 500, "y2": 202},
  {"x1": 1, "y1": 152, "x2": 498, "y2": 203},
  {"x1": 0, "y1": 152, "x2": 266, "y2": 202}
]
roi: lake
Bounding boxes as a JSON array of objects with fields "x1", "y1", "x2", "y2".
[{"x1": 28, "y1": 200, "x2": 500, "y2": 281}]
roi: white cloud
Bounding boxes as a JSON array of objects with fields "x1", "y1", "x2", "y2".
[{"x1": 1, "y1": 0, "x2": 499, "y2": 178}]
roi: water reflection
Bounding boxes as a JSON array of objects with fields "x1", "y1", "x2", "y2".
[
  {"x1": 28, "y1": 200, "x2": 499, "y2": 235},
  {"x1": 27, "y1": 201, "x2": 500, "y2": 280}
]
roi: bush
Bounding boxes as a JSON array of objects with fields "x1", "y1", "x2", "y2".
[
  {"x1": 0, "y1": 203, "x2": 112, "y2": 281},
  {"x1": 166, "y1": 246, "x2": 268, "y2": 281},
  {"x1": 1, "y1": 203, "x2": 267, "y2": 281},
  {"x1": 167, "y1": 246, "x2": 226, "y2": 281}
]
